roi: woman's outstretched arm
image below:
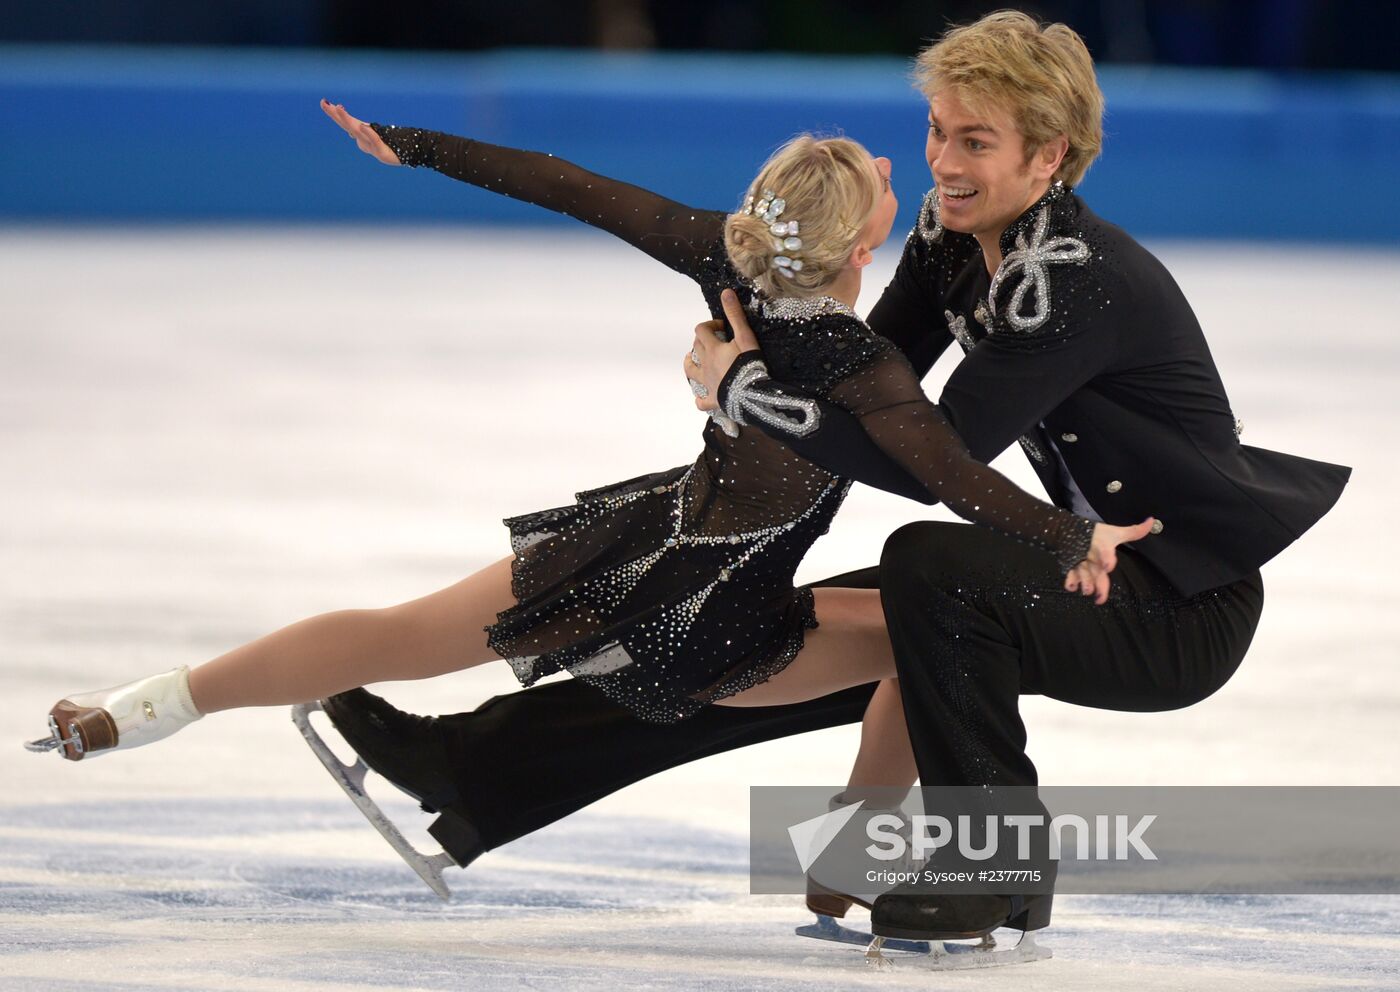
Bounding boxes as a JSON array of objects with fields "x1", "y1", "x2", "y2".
[{"x1": 322, "y1": 100, "x2": 723, "y2": 276}]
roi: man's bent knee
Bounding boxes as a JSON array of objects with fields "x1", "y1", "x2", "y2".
[{"x1": 880, "y1": 521, "x2": 986, "y2": 585}]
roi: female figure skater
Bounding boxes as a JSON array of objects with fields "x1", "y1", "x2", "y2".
[{"x1": 28, "y1": 105, "x2": 1149, "y2": 816}]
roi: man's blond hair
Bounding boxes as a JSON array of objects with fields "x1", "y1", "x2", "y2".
[{"x1": 913, "y1": 10, "x2": 1103, "y2": 186}]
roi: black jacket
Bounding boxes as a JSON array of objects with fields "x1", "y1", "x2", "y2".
[{"x1": 719, "y1": 183, "x2": 1351, "y2": 597}]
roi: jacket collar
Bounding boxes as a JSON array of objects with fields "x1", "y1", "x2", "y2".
[{"x1": 996, "y1": 180, "x2": 1076, "y2": 259}]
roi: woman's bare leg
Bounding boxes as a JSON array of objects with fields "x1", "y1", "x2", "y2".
[
  {"x1": 716, "y1": 587, "x2": 917, "y2": 792},
  {"x1": 716, "y1": 588, "x2": 893, "y2": 707},
  {"x1": 188, "y1": 555, "x2": 516, "y2": 713},
  {"x1": 844, "y1": 678, "x2": 918, "y2": 801}
]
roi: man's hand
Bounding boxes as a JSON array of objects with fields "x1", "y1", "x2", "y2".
[
  {"x1": 683, "y1": 289, "x2": 759, "y2": 412},
  {"x1": 321, "y1": 99, "x2": 401, "y2": 166},
  {"x1": 1064, "y1": 517, "x2": 1156, "y2": 605}
]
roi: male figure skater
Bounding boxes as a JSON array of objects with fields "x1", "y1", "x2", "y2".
[{"x1": 325, "y1": 11, "x2": 1349, "y2": 941}]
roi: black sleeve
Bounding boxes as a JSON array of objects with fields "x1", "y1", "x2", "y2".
[
  {"x1": 865, "y1": 192, "x2": 981, "y2": 375},
  {"x1": 372, "y1": 124, "x2": 724, "y2": 277},
  {"x1": 716, "y1": 353, "x2": 936, "y2": 504},
  {"x1": 866, "y1": 237, "x2": 953, "y2": 376},
  {"x1": 723, "y1": 345, "x2": 1093, "y2": 571},
  {"x1": 828, "y1": 349, "x2": 1093, "y2": 571},
  {"x1": 937, "y1": 266, "x2": 1127, "y2": 464}
]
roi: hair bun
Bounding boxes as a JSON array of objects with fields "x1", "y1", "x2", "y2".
[
  {"x1": 724, "y1": 134, "x2": 881, "y2": 298},
  {"x1": 723, "y1": 213, "x2": 774, "y2": 281}
]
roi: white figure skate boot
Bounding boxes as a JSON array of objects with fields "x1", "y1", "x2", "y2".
[{"x1": 25, "y1": 666, "x2": 202, "y2": 760}]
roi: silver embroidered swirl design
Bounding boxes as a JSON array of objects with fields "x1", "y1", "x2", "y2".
[
  {"x1": 944, "y1": 309, "x2": 977, "y2": 352},
  {"x1": 987, "y1": 206, "x2": 1090, "y2": 334},
  {"x1": 917, "y1": 188, "x2": 943, "y2": 244},
  {"x1": 722, "y1": 359, "x2": 821, "y2": 438}
]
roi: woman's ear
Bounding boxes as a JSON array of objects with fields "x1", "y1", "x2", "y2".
[{"x1": 849, "y1": 242, "x2": 874, "y2": 271}]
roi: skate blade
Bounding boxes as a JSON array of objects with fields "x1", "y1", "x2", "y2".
[
  {"x1": 797, "y1": 914, "x2": 931, "y2": 953},
  {"x1": 863, "y1": 931, "x2": 1052, "y2": 972},
  {"x1": 22, "y1": 715, "x2": 79, "y2": 756},
  {"x1": 291, "y1": 702, "x2": 456, "y2": 901},
  {"x1": 23, "y1": 734, "x2": 65, "y2": 753}
]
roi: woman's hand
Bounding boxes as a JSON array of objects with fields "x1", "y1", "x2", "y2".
[
  {"x1": 683, "y1": 289, "x2": 759, "y2": 411},
  {"x1": 1064, "y1": 517, "x2": 1156, "y2": 605},
  {"x1": 321, "y1": 99, "x2": 401, "y2": 166}
]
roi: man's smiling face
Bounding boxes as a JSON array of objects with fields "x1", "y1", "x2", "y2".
[{"x1": 925, "y1": 89, "x2": 1062, "y2": 247}]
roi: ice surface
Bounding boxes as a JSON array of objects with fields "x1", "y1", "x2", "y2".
[{"x1": 1, "y1": 227, "x2": 1397, "y2": 990}]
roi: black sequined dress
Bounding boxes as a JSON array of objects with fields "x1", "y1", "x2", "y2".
[{"x1": 372, "y1": 125, "x2": 1095, "y2": 723}]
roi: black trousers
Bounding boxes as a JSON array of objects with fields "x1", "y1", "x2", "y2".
[
  {"x1": 879, "y1": 523, "x2": 1264, "y2": 788},
  {"x1": 438, "y1": 529, "x2": 1262, "y2": 851}
]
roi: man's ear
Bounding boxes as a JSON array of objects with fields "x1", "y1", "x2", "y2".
[{"x1": 1036, "y1": 134, "x2": 1069, "y2": 182}]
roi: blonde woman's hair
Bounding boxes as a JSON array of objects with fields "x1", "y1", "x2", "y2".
[
  {"x1": 724, "y1": 135, "x2": 881, "y2": 298},
  {"x1": 913, "y1": 10, "x2": 1104, "y2": 185}
]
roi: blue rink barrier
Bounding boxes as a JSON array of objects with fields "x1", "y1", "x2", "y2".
[{"x1": 2, "y1": 46, "x2": 1398, "y2": 243}]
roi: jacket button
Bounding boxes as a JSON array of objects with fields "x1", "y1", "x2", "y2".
[
  {"x1": 1106, "y1": 480, "x2": 1123, "y2": 494},
  {"x1": 1061, "y1": 432, "x2": 1078, "y2": 443},
  {"x1": 1150, "y1": 519, "x2": 1164, "y2": 535}
]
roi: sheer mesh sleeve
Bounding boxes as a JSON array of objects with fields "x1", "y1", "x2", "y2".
[
  {"x1": 827, "y1": 351, "x2": 1094, "y2": 572},
  {"x1": 372, "y1": 125, "x2": 723, "y2": 277},
  {"x1": 716, "y1": 352, "x2": 933, "y2": 502}
]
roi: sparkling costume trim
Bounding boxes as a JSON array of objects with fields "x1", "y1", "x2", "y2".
[
  {"x1": 917, "y1": 188, "x2": 944, "y2": 245},
  {"x1": 944, "y1": 309, "x2": 977, "y2": 352},
  {"x1": 722, "y1": 359, "x2": 822, "y2": 437},
  {"x1": 761, "y1": 295, "x2": 858, "y2": 323},
  {"x1": 1018, "y1": 434, "x2": 1050, "y2": 466},
  {"x1": 988, "y1": 192, "x2": 1091, "y2": 334}
]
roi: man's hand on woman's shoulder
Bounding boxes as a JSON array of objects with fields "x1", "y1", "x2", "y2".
[{"x1": 684, "y1": 289, "x2": 758, "y2": 412}]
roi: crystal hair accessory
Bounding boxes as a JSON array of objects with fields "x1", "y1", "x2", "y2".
[{"x1": 742, "y1": 188, "x2": 805, "y2": 278}]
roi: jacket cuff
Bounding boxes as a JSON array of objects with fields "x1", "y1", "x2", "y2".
[{"x1": 716, "y1": 351, "x2": 768, "y2": 419}]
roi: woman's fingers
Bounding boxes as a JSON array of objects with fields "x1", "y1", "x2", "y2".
[
  {"x1": 322, "y1": 99, "x2": 353, "y2": 131},
  {"x1": 1065, "y1": 560, "x2": 1110, "y2": 603},
  {"x1": 321, "y1": 100, "x2": 370, "y2": 141},
  {"x1": 1094, "y1": 567, "x2": 1111, "y2": 605},
  {"x1": 320, "y1": 98, "x2": 347, "y2": 131},
  {"x1": 320, "y1": 100, "x2": 400, "y2": 165}
]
